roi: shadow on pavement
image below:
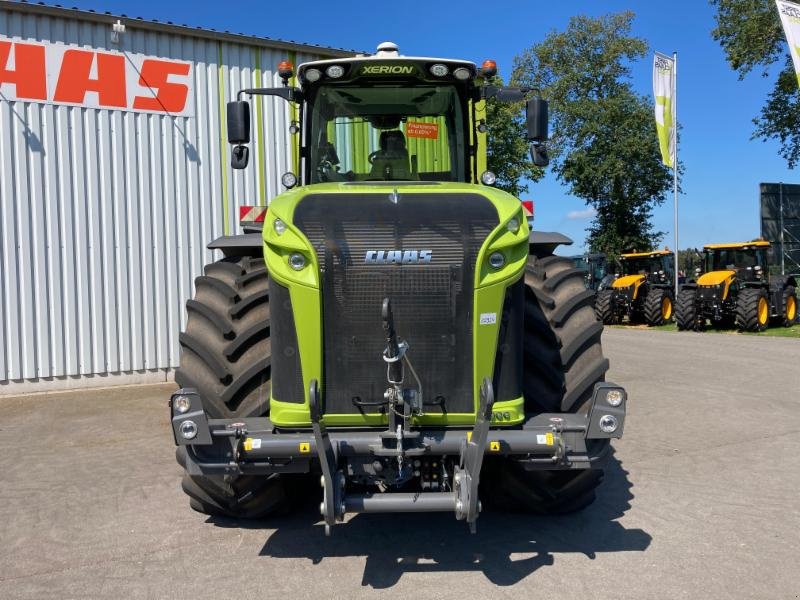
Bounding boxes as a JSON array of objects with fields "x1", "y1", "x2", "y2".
[{"x1": 210, "y1": 452, "x2": 650, "y2": 588}]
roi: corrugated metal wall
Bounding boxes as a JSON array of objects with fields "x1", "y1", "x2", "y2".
[{"x1": 0, "y1": 5, "x2": 331, "y2": 384}]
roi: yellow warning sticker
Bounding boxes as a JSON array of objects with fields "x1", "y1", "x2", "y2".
[
  {"x1": 545, "y1": 432, "x2": 554, "y2": 446},
  {"x1": 489, "y1": 441, "x2": 500, "y2": 452},
  {"x1": 243, "y1": 438, "x2": 254, "y2": 451},
  {"x1": 467, "y1": 431, "x2": 473, "y2": 442},
  {"x1": 299, "y1": 442, "x2": 311, "y2": 453}
]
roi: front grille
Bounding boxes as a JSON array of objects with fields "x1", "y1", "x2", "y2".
[{"x1": 294, "y1": 193, "x2": 498, "y2": 415}]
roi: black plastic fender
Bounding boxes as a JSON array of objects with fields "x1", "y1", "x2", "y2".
[
  {"x1": 529, "y1": 231, "x2": 573, "y2": 257},
  {"x1": 207, "y1": 234, "x2": 263, "y2": 257}
]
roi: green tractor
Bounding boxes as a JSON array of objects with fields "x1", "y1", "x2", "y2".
[
  {"x1": 170, "y1": 43, "x2": 626, "y2": 534},
  {"x1": 675, "y1": 240, "x2": 797, "y2": 331},
  {"x1": 595, "y1": 250, "x2": 675, "y2": 326}
]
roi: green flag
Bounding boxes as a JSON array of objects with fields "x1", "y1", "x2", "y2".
[
  {"x1": 653, "y1": 52, "x2": 675, "y2": 169},
  {"x1": 777, "y1": 0, "x2": 800, "y2": 87}
]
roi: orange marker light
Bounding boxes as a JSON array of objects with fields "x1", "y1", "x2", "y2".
[
  {"x1": 481, "y1": 59, "x2": 497, "y2": 77},
  {"x1": 277, "y1": 60, "x2": 294, "y2": 79}
]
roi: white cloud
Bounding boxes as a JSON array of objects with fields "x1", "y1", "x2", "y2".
[{"x1": 566, "y1": 207, "x2": 597, "y2": 220}]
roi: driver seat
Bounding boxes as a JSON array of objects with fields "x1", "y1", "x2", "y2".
[{"x1": 369, "y1": 130, "x2": 415, "y2": 180}]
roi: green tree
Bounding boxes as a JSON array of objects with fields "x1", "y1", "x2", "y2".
[
  {"x1": 678, "y1": 246, "x2": 703, "y2": 275},
  {"x1": 485, "y1": 74, "x2": 543, "y2": 196},
  {"x1": 711, "y1": 0, "x2": 800, "y2": 167},
  {"x1": 512, "y1": 12, "x2": 673, "y2": 255}
]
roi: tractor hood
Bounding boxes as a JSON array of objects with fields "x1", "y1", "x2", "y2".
[
  {"x1": 697, "y1": 270, "x2": 735, "y2": 287},
  {"x1": 612, "y1": 274, "x2": 645, "y2": 289}
]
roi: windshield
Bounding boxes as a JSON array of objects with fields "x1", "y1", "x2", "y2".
[
  {"x1": 308, "y1": 84, "x2": 467, "y2": 183},
  {"x1": 705, "y1": 249, "x2": 763, "y2": 271},
  {"x1": 621, "y1": 258, "x2": 657, "y2": 276}
]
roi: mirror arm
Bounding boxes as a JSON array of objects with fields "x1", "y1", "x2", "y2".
[
  {"x1": 481, "y1": 85, "x2": 541, "y2": 101},
  {"x1": 237, "y1": 87, "x2": 304, "y2": 102}
]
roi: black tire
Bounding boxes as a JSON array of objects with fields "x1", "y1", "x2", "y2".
[
  {"x1": 175, "y1": 255, "x2": 289, "y2": 519},
  {"x1": 595, "y1": 289, "x2": 617, "y2": 325},
  {"x1": 644, "y1": 287, "x2": 673, "y2": 326},
  {"x1": 735, "y1": 287, "x2": 769, "y2": 332},
  {"x1": 675, "y1": 288, "x2": 698, "y2": 331},
  {"x1": 483, "y1": 254, "x2": 609, "y2": 515},
  {"x1": 782, "y1": 286, "x2": 797, "y2": 327}
]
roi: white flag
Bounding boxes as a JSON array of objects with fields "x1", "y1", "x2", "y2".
[
  {"x1": 653, "y1": 52, "x2": 676, "y2": 169},
  {"x1": 776, "y1": 0, "x2": 800, "y2": 87}
]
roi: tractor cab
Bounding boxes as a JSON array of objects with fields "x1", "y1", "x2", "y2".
[
  {"x1": 225, "y1": 42, "x2": 550, "y2": 184},
  {"x1": 701, "y1": 241, "x2": 769, "y2": 285},
  {"x1": 617, "y1": 250, "x2": 674, "y2": 285}
]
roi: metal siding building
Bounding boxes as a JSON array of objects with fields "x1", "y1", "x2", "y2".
[{"x1": 0, "y1": 1, "x2": 350, "y2": 392}]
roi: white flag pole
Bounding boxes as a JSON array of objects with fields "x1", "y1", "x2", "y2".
[{"x1": 673, "y1": 52, "x2": 679, "y2": 300}]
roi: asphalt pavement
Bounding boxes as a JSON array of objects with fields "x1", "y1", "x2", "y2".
[{"x1": 0, "y1": 327, "x2": 798, "y2": 599}]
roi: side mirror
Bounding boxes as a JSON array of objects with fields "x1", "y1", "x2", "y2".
[
  {"x1": 227, "y1": 100, "x2": 251, "y2": 144},
  {"x1": 531, "y1": 144, "x2": 549, "y2": 167},
  {"x1": 231, "y1": 145, "x2": 249, "y2": 170},
  {"x1": 526, "y1": 97, "x2": 548, "y2": 142}
]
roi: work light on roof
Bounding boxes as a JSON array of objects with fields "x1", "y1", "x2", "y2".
[
  {"x1": 304, "y1": 68, "x2": 321, "y2": 83},
  {"x1": 430, "y1": 63, "x2": 449, "y2": 77},
  {"x1": 453, "y1": 67, "x2": 471, "y2": 80},
  {"x1": 326, "y1": 65, "x2": 345, "y2": 78}
]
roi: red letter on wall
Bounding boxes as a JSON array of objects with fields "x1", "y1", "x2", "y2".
[
  {"x1": 53, "y1": 49, "x2": 127, "y2": 108},
  {"x1": 132, "y1": 59, "x2": 190, "y2": 113},
  {"x1": 0, "y1": 41, "x2": 47, "y2": 100}
]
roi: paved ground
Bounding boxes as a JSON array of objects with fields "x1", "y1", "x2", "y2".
[{"x1": 1, "y1": 328, "x2": 798, "y2": 599}]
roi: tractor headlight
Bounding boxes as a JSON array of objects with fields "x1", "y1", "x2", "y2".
[
  {"x1": 480, "y1": 171, "x2": 497, "y2": 186},
  {"x1": 273, "y1": 218, "x2": 287, "y2": 236},
  {"x1": 325, "y1": 65, "x2": 345, "y2": 78},
  {"x1": 599, "y1": 415, "x2": 618, "y2": 434},
  {"x1": 173, "y1": 395, "x2": 191, "y2": 414},
  {"x1": 506, "y1": 217, "x2": 520, "y2": 233},
  {"x1": 606, "y1": 389, "x2": 624, "y2": 407},
  {"x1": 489, "y1": 252, "x2": 506, "y2": 269},
  {"x1": 453, "y1": 67, "x2": 471, "y2": 80},
  {"x1": 304, "y1": 68, "x2": 321, "y2": 83},
  {"x1": 179, "y1": 420, "x2": 198, "y2": 440},
  {"x1": 281, "y1": 172, "x2": 298, "y2": 189},
  {"x1": 289, "y1": 253, "x2": 307, "y2": 271},
  {"x1": 430, "y1": 63, "x2": 449, "y2": 77}
]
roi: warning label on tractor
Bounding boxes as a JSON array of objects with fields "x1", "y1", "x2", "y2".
[{"x1": 406, "y1": 121, "x2": 439, "y2": 140}]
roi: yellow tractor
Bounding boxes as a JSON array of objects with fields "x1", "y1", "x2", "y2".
[
  {"x1": 675, "y1": 240, "x2": 797, "y2": 331},
  {"x1": 595, "y1": 250, "x2": 674, "y2": 326}
]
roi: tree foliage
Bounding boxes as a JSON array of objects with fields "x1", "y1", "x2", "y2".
[
  {"x1": 485, "y1": 75, "x2": 544, "y2": 197},
  {"x1": 711, "y1": 0, "x2": 800, "y2": 167},
  {"x1": 512, "y1": 12, "x2": 673, "y2": 255}
]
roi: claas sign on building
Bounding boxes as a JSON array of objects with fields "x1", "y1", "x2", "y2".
[{"x1": 0, "y1": 36, "x2": 194, "y2": 115}]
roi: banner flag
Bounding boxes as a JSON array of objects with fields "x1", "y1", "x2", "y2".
[
  {"x1": 776, "y1": 0, "x2": 800, "y2": 87},
  {"x1": 653, "y1": 52, "x2": 675, "y2": 169}
]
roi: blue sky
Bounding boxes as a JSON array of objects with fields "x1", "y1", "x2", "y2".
[{"x1": 60, "y1": 0, "x2": 796, "y2": 252}]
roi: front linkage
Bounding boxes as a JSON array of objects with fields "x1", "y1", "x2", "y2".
[{"x1": 170, "y1": 379, "x2": 625, "y2": 534}]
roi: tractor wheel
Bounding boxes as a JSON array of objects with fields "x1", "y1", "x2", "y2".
[
  {"x1": 735, "y1": 287, "x2": 769, "y2": 332},
  {"x1": 644, "y1": 288, "x2": 673, "y2": 326},
  {"x1": 782, "y1": 286, "x2": 797, "y2": 326},
  {"x1": 174, "y1": 255, "x2": 290, "y2": 519},
  {"x1": 675, "y1": 288, "x2": 698, "y2": 331},
  {"x1": 595, "y1": 289, "x2": 617, "y2": 324},
  {"x1": 483, "y1": 253, "x2": 609, "y2": 515}
]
